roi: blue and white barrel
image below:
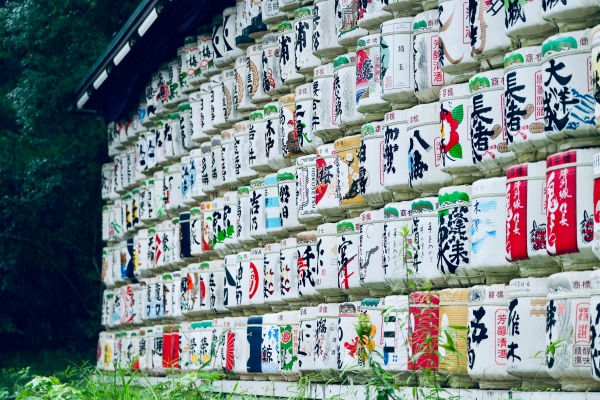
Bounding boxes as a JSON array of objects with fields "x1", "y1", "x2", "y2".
[
  {"x1": 224, "y1": 256, "x2": 240, "y2": 312},
  {"x1": 264, "y1": 173, "x2": 286, "y2": 237},
  {"x1": 235, "y1": 251, "x2": 252, "y2": 312},
  {"x1": 279, "y1": 167, "x2": 304, "y2": 232},
  {"x1": 261, "y1": 313, "x2": 281, "y2": 376},
  {"x1": 379, "y1": 295, "x2": 410, "y2": 376}
]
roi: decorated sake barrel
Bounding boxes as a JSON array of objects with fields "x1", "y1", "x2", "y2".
[
  {"x1": 111, "y1": 288, "x2": 126, "y2": 327},
  {"x1": 223, "y1": 69, "x2": 243, "y2": 125},
  {"x1": 144, "y1": 82, "x2": 158, "y2": 124},
  {"x1": 179, "y1": 322, "x2": 192, "y2": 371},
  {"x1": 470, "y1": 178, "x2": 519, "y2": 283},
  {"x1": 413, "y1": 11, "x2": 448, "y2": 103},
  {"x1": 249, "y1": 178, "x2": 270, "y2": 240},
  {"x1": 335, "y1": 135, "x2": 368, "y2": 211},
  {"x1": 264, "y1": 173, "x2": 286, "y2": 237},
  {"x1": 169, "y1": 219, "x2": 185, "y2": 268},
  {"x1": 200, "y1": 201, "x2": 217, "y2": 257},
  {"x1": 212, "y1": 198, "x2": 229, "y2": 257},
  {"x1": 382, "y1": 110, "x2": 418, "y2": 200},
  {"x1": 178, "y1": 104, "x2": 196, "y2": 155},
  {"x1": 591, "y1": 270, "x2": 600, "y2": 383},
  {"x1": 543, "y1": 0, "x2": 600, "y2": 29},
  {"x1": 295, "y1": 84, "x2": 322, "y2": 154},
  {"x1": 277, "y1": 21, "x2": 305, "y2": 87},
  {"x1": 315, "y1": 223, "x2": 346, "y2": 299},
  {"x1": 314, "y1": 303, "x2": 341, "y2": 372},
  {"x1": 337, "y1": 302, "x2": 370, "y2": 369},
  {"x1": 102, "y1": 163, "x2": 117, "y2": 201},
  {"x1": 156, "y1": 64, "x2": 171, "y2": 116},
  {"x1": 249, "y1": 248, "x2": 266, "y2": 309},
  {"x1": 411, "y1": 197, "x2": 446, "y2": 288},
  {"x1": 196, "y1": 83, "x2": 215, "y2": 139},
  {"x1": 210, "y1": 318, "x2": 225, "y2": 371},
  {"x1": 261, "y1": 313, "x2": 281, "y2": 375},
  {"x1": 543, "y1": 30, "x2": 596, "y2": 149},
  {"x1": 278, "y1": 311, "x2": 301, "y2": 380},
  {"x1": 290, "y1": 309, "x2": 314, "y2": 376},
  {"x1": 408, "y1": 292, "x2": 439, "y2": 373},
  {"x1": 280, "y1": 237, "x2": 301, "y2": 303},
  {"x1": 235, "y1": 0, "x2": 253, "y2": 49},
  {"x1": 378, "y1": 295, "x2": 410, "y2": 376},
  {"x1": 248, "y1": 111, "x2": 270, "y2": 172},
  {"x1": 199, "y1": 144, "x2": 215, "y2": 195},
  {"x1": 437, "y1": 289, "x2": 476, "y2": 388},
  {"x1": 294, "y1": 7, "x2": 321, "y2": 78},
  {"x1": 265, "y1": 102, "x2": 290, "y2": 170},
  {"x1": 469, "y1": 69, "x2": 516, "y2": 176},
  {"x1": 406, "y1": 103, "x2": 452, "y2": 195},
  {"x1": 181, "y1": 156, "x2": 198, "y2": 206},
  {"x1": 358, "y1": 209, "x2": 389, "y2": 294},
  {"x1": 221, "y1": 7, "x2": 245, "y2": 67},
  {"x1": 210, "y1": 137, "x2": 224, "y2": 191},
  {"x1": 315, "y1": 144, "x2": 344, "y2": 217},
  {"x1": 278, "y1": 167, "x2": 303, "y2": 232},
  {"x1": 360, "y1": 122, "x2": 392, "y2": 207},
  {"x1": 207, "y1": 260, "x2": 228, "y2": 314},
  {"x1": 107, "y1": 121, "x2": 120, "y2": 157},
  {"x1": 382, "y1": 202, "x2": 413, "y2": 291},
  {"x1": 155, "y1": 220, "x2": 174, "y2": 269},
  {"x1": 184, "y1": 321, "x2": 214, "y2": 370},
  {"x1": 546, "y1": 149, "x2": 597, "y2": 271},
  {"x1": 221, "y1": 130, "x2": 239, "y2": 189},
  {"x1": 356, "y1": 35, "x2": 389, "y2": 114},
  {"x1": 335, "y1": 0, "x2": 368, "y2": 47},
  {"x1": 125, "y1": 146, "x2": 137, "y2": 189},
  {"x1": 200, "y1": 31, "x2": 220, "y2": 79},
  {"x1": 245, "y1": 0, "x2": 267, "y2": 41},
  {"x1": 261, "y1": 34, "x2": 286, "y2": 97},
  {"x1": 188, "y1": 208, "x2": 205, "y2": 259},
  {"x1": 236, "y1": 187, "x2": 258, "y2": 246},
  {"x1": 152, "y1": 277, "x2": 165, "y2": 320},
  {"x1": 152, "y1": 122, "x2": 167, "y2": 166},
  {"x1": 136, "y1": 134, "x2": 154, "y2": 180},
  {"x1": 337, "y1": 218, "x2": 369, "y2": 296},
  {"x1": 112, "y1": 200, "x2": 126, "y2": 241},
  {"x1": 296, "y1": 231, "x2": 322, "y2": 301},
  {"x1": 357, "y1": 0, "x2": 392, "y2": 29},
  {"x1": 164, "y1": 164, "x2": 184, "y2": 217},
  {"x1": 179, "y1": 212, "x2": 194, "y2": 263},
  {"x1": 150, "y1": 325, "x2": 166, "y2": 374},
  {"x1": 194, "y1": 263, "x2": 211, "y2": 315},
  {"x1": 313, "y1": 0, "x2": 345, "y2": 58},
  {"x1": 233, "y1": 121, "x2": 258, "y2": 183},
  {"x1": 594, "y1": 29, "x2": 600, "y2": 134},
  {"x1": 209, "y1": 74, "x2": 227, "y2": 131},
  {"x1": 102, "y1": 248, "x2": 114, "y2": 287},
  {"x1": 505, "y1": 278, "x2": 559, "y2": 389},
  {"x1": 246, "y1": 316, "x2": 264, "y2": 375},
  {"x1": 334, "y1": 53, "x2": 366, "y2": 131},
  {"x1": 183, "y1": 38, "x2": 201, "y2": 89},
  {"x1": 98, "y1": 332, "x2": 115, "y2": 371},
  {"x1": 140, "y1": 180, "x2": 157, "y2": 224},
  {"x1": 137, "y1": 328, "x2": 150, "y2": 373},
  {"x1": 279, "y1": 94, "x2": 303, "y2": 159},
  {"x1": 227, "y1": 317, "x2": 249, "y2": 376},
  {"x1": 246, "y1": 44, "x2": 270, "y2": 107},
  {"x1": 102, "y1": 206, "x2": 110, "y2": 242},
  {"x1": 312, "y1": 63, "x2": 342, "y2": 143},
  {"x1": 165, "y1": 59, "x2": 187, "y2": 108},
  {"x1": 224, "y1": 256, "x2": 239, "y2": 311},
  {"x1": 264, "y1": 243, "x2": 285, "y2": 307},
  {"x1": 235, "y1": 56, "x2": 255, "y2": 113},
  {"x1": 224, "y1": 191, "x2": 244, "y2": 253},
  {"x1": 296, "y1": 155, "x2": 323, "y2": 224},
  {"x1": 263, "y1": 0, "x2": 287, "y2": 25},
  {"x1": 164, "y1": 272, "x2": 184, "y2": 321},
  {"x1": 469, "y1": 0, "x2": 513, "y2": 68}
]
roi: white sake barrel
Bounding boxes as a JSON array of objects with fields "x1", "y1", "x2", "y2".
[
  {"x1": 101, "y1": 163, "x2": 117, "y2": 201},
  {"x1": 200, "y1": 31, "x2": 220, "y2": 79},
  {"x1": 264, "y1": 243, "x2": 285, "y2": 307},
  {"x1": 163, "y1": 271, "x2": 184, "y2": 321},
  {"x1": 177, "y1": 104, "x2": 196, "y2": 155},
  {"x1": 296, "y1": 155, "x2": 324, "y2": 224},
  {"x1": 246, "y1": 316, "x2": 265, "y2": 375},
  {"x1": 546, "y1": 271, "x2": 600, "y2": 391},
  {"x1": 166, "y1": 58, "x2": 188, "y2": 108},
  {"x1": 506, "y1": 277, "x2": 559, "y2": 389},
  {"x1": 206, "y1": 260, "x2": 228, "y2": 314},
  {"x1": 335, "y1": 0, "x2": 368, "y2": 47},
  {"x1": 136, "y1": 133, "x2": 154, "y2": 179},
  {"x1": 197, "y1": 83, "x2": 215, "y2": 138},
  {"x1": 315, "y1": 223, "x2": 346, "y2": 299},
  {"x1": 155, "y1": 65, "x2": 170, "y2": 117},
  {"x1": 152, "y1": 277, "x2": 165, "y2": 320},
  {"x1": 411, "y1": 197, "x2": 446, "y2": 288},
  {"x1": 278, "y1": 311, "x2": 301, "y2": 380},
  {"x1": 139, "y1": 180, "x2": 157, "y2": 224},
  {"x1": 224, "y1": 255, "x2": 239, "y2": 311},
  {"x1": 543, "y1": 0, "x2": 600, "y2": 30},
  {"x1": 112, "y1": 289, "x2": 126, "y2": 328},
  {"x1": 233, "y1": 121, "x2": 258, "y2": 183},
  {"x1": 357, "y1": 0, "x2": 392, "y2": 29},
  {"x1": 200, "y1": 201, "x2": 217, "y2": 258},
  {"x1": 184, "y1": 37, "x2": 203, "y2": 88},
  {"x1": 467, "y1": 284, "x2": 520, "y2": 389},
  {"x1": 337, "y1": 302, "x2": 366, "y2": 369},
  {"x1": 594, "y1": 28, "x2": 600, "y2": 135},
  {"x1": 236, "y1": 0, "x2": 252, "y2": 49},
  {"x1": 382, "y1": 110, "x2": 418, "y2": 200},
  {"x1": 315, "y1": 144, "x2": 344, "y2": 217},
  {"x1": 469, "y1": 1, "x2": 513, "y2": 68},
  {"x1": 594, "y1": 154, "x2": 600, "y2": 262},
  {"x1": 277, "y1": 21, "x2": 305, "y2": 86},
  {"x1": 312, "y1": 63, "x2": 342, "y2": 143},
  {"x1": 313, "y1": 0, "x2": 345, "y2": 58},
  {"x1": 359, "y1": 208, "x2": 389, "y2": 294},
  {"x1": 236, "y1": 55, "x2": 256, "y2": 113},
  {"x1": 591, "y1": 269, "x2": 600, "y2": 383},
  {"x1": 189, "y1": 207, "x2": 205, "y2": 259},
  {"x1": 335, "y1": 135, "x2": 368, "y2": 211},
  {"x1": 98, "y1": 331, "x2": 115, "y2": 371},
  {"x1": 382, "y1": 0, "x2": 422, "y2": 12},
  {"x1": 245, "y1": 0, "x2": 267, "y2": 41},
  {"x1": 210, "y1": 137, "x2": 224, "y2": 191},
  {"x1": 279, "y1": 94, "x2": 304, "y2": 160},
  {"x1": 261, "y1": 34, "x2": 287, "y2": 97},
  {"x1": 144, "y1": 81, "x2": 158, "y2": 123},
  {"x1": 337, "y1": 218, "x2": 368, "y2": 296},
  {"x1": 265, "y1": 102, "x2": 290, "y2": 170},
  {"x1": 236, "y1": 187, "x2": 258, "y2": 246},
  {"x1": 504, "y1": 47, "x2": 556, "y2": 161},
  {"x1": 247, "y1": 44, "x2": 270, "y2": 106},
  {"x1": 179, "y1": 266, "x2": 192, "y2": 318},
  {"x1": 155, "y1": 220, "x2": 174, "y2": 270},
  {"x1": 437, "y1": 0, "x2": 478, "y2": 78},
  {"x1": 189, "y1": 150, "x2": 208, "y2": 202},
  {"x1": 181, "y1": 156, "x2": 196, "y2": 206},
  {"x1": 249, "y1": 247, "x2": 267, "y2": 309},
  {"x1": 359, "y1": 298, "x2": 388, "y2": 367},
  {"x1": 377, "y1": 295, "x2": 410, "y2": 376},
  {"x1": 140, "y1": 278, "x2": 156, "y2": 322},
  {"x1": 505, "y1": 0, "x2": 556, "y2": 44},
  {"x1": 248, "y1": 111, "x2": 270, "y2": 172},
  {"x1": 223, "y1": 68, "x2": 243, "y2": 125},
  {"x1": 280, "y1": 237, "x2": 301, "y2": 303},
  {"x1": 407, "y1": 103, "x2": 453, "y2": 194},
  {"x1": 194, "y1": 263, "x2": 211, "y2": 316},
  {"x1": 102, "y1": 248, "x2": 114, "y2": 288},
  {"x1": 179, "y1": 322, "x2": 203, "y2": 370},
  {"x1": 113, "y1": 153, "x2": 125, "y2": 193},
  {"x1": 221, "y1": 7, "x2": 245, "y2": 67},
  {"x1": 250, "y1": 178, "x2": 270, "y2": 240},
  {"x1": 546, "y1": 149, "x2": 597, "y2": 271},
  {"x1": 125, "y1": 146, "x2": 136, "y2": 189},
  {"x1": 210, "y1": 318, "x2": 226, "y2": 372},
  {"x1": 356, "y1": 35, "x2": 389, "y2": 114},
  {"x1": 360, "y1": 122, "x2": 392, "y2": 207},
  {"x1": 137, "y1": 328, "x2": 150, "y2": 373},
  {"x1": 334, "y1": 53, "x2": 366, "y2": 131},
  {"x1": 112, "y1": 200, "x2": 126, "y2": 242},
  {"x1": 505, "y1": 162, "x2": 560, "y2": 277},
  {"x1": 469, "y1": 69, "x2": 516, "y2": 176},
  {"x1": 212, "y1": 198, "x2": 229, "y2": 258},
  {"x1": 298, "y1": 306, "x2": 318, "y2": 374},
  {"x1": 380, "y1": 18, "x2": 417, "y2": 108},
  {"x1": 261, "y1": 313, "x2": 281, "y2": 375},
  {"x1": 224, "y1": 191, "x2": 244, "y2": 253},
  {"x1": 296, "y1": 231, "x2": 322, "y2": 301},
  {"x1": 102, "y1": 206, "x2": 110, "y2": 242},
  {"x1": 264, "y1": 173, "x2": 286, "y2": 237},
  {"x1": 152, "y1": 172, "x2": 165, "y2": 222},
  {"x1": 294, "y1": 7, "x2": 321, "y2": 77},
  {"x1": 438, "y1": 185, "x2": 479, "y2": 287},
  {"x1": 413, "y1": 11, "x2": 449, "y2": 104},
  {"x1": 314, "y1": 303, "x2": 341, "y2": 372},
  {"x1": 263, "y1": 0, "x2": 287, "y2": 25},
  {"x1": 279, "y1": 167, "x2": 304, "y2": 232},
  {"x1": 439, "y1": 84, "x2": 483, "y2": 184},
  {"x1": 295, "y1": 84, "x2": 322, "y2": 154},
  {"x1": 209, "y1": 74, "x2": 227, "y2": 131},
  {"x1": 543, "y1": 30, "x2": 596, "y2": 150},
  {"x1": 199, "y1": 144, "x2": 215, "y2": 195},
  {"x1": 230, "y1": 317, "x2": 251, "y2": 376},
  {"x1": 150, "y1": 325, "x2": 166, "y2": 375},
  {"x1": 470, "y1": 177, "x2": 519, "y2": 283},
  {"x1": 383, "y1": 202, "x2": 413, "y2": 291},
  {"x1": 164, "y1": 164, "x2": 184, "y2": 217},
  {"x1": 169, "y1": 218, "x2": 185, "y2": 268},
  {"x1": 221, "y1": 130, "x2": 240, "y2": 189}
]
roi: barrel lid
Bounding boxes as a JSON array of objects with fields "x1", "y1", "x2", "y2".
[
  {"x1": 469, "y1": 69, "x2": 504, "y2": 93},
  {"x1": 277, "y1": 310, "x2": 299, "y2": 325},
  {"x1": 250, "y1": 247, "x2": 264, "y2": 259},
  {"x1": 264, "y1": 103, "x2": 279, "y2": 119},
  {"x1": 264, "y1": 242, "x2": 282, "y2": 253},
  {"x1": 333, "y1": 53, "x2": 356, "y2": 70},
  {"x1": 191, "y1": 321, "x2": 213, "y2": 329},
  {"x1": 383, "y1": 109, "x2": 407, "y2": 126},
  {"x1": 438, "y1": 185, "x2": 471, "y2": 208},
  {"x1": 472, "y1": 177, "x2": 506, "y2": 199},
  {"x1": 359, "y1": 208, "x2": 385, "y2": 224},
  {"x1": 508, "y1": 277, "x2": 548, "y2": 298},
  {"x1": 317, "y1": 222, "x2": 338, "y2": 236},
  {"x1": 235, "y1": 56, "x2": 249, "y2": 69},
  {"x1": 246, "y1": 43, "x2": 263, "y2": 55},
  {"x1": 317, "y1": 302, "x2": 340, "y2": 317},
  {"x1": 547, "y1": 271, "x2": 592, "y2": 299},
  {"x1": 262, "y1": 313, "x2": 280, "y2": 324},
  {"x1": 542, "y1": 29, "x2": 592, "y2": 59},
  {"x1": 211, "y1": 137, "x2": 222, "y2": 147},
  {"x1": 280, "y1": 237, "x2": 297, "y2": 249},
  {"x1": 409, "y1": 291, "x2": 440, "y2": 305},
  {"x1": 357, "y1": 34, "x2": 380, "y2": 50},
  {"x1": 360, "y1": 298, "x2": 382, "y2": 309},
  {"x1": 412, "y1": 10, "x2": 438, "y2": 34},
  {"x1": 380, "y1": 17, "x2": 413, "y2": 36},
  {"x1": 594, "y1": 153, "x2": 600, "y2": 176},
  {"x1": 262, "y1": 33, "x2": 278, "y2": 46},
  {"x1": 411, "y1": 197, "x2": 439, "y2": 216},
  {"x1": 314, "y1": 63, "x2": 334, "y2": 78},
  {"x1": 361, "y1": 121, "x2": 384, "y2": 139},
  {"x1": 200, "y1": 143, "x2": 212, "y2": 153},
  {"x1": 299, "y1": 306, "x2": 319, "y2": 320},
  {"x1": 278, "y1": 93, "x2": 295, "y2": 107},
  {"x1": 238, "y1": 186, "x2": 250, "y2": 196},
  {"x1": 277, "y1": 21, "x2": 293, "y2": 33},
  {"x1": 468, "y1": 284, "x2": 509, "y2": 306},
  {"x1": 296, "y1": 154, "x2": 317, "y2": 167},
  {"x1": 225, "y1": 254, "x2": 238, "y2": 266},
  {"x1": 200, "y1": 82, "x2": 212, "y2": 92},
  {"x1": 316, "y1": 143, "x2": 336, "y2": 158},
  {"x1": 221, "y1": 130, "x2": 233, "y2": 140},
  {"x1": 294, "y1": 6, "x2": 313, "y2": 19},
  {"x1": 234, "y1": 120, "x2": 249, "y2": 135},
  {"x1": 277, "y1": 168, "x2": 296, "y2": 183},
  {"x1": 439, "y1": 83, "x2": 470, "y2": 102},
  {"x1": 337, "y1": 218, "x2": 359, "y2": 235},
  {"x1": 334, "y1": 134, "x2": 361, "y2": 151},
  {"x1": 297, "y1": 231, "x2": 318, "y2": 244},
  {"x1": 383, "y1": 201, "x2": 412, "y2": 220},
  {"x1": 439, "y1": 288, "x2": 469, "y2": 305},
  {"x1": 406, "y1": 102, "x2": 439, "y2": 130},
  {"x1": 295, "y1": 83, "x2": 313, "y2": 101},
  {"x1": 504, "y1": 46, "x2": 542, "y2": 70},
  {"x1": 250, "y1": 177, "x2": 265, "y2": 188},
  {"x1": 249, "y1": 110, "x2": 264, "y2": 122}
]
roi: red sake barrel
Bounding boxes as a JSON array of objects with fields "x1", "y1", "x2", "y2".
[{"x1": 408, "y1": 292, "x2": 439, "y2": 374}]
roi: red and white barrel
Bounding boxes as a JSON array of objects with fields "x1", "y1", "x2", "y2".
[
  {"x1": 360, "y1": 121, "x2": 392, "y2": 207},
  {"x1": 437, "y1": 0, "x2": 478, "y2": 78},
  {"x1": 359, "y1": 208, "x2": 389, "y2": 294},
  {"x1": 382, "y1": 110, "x2": 418, "y2": 200},
  {"x1": 236, "y1": 187, "x2": 258, "y2": 247},
  {"x1": 356, "y1": 35, "x2": 389, "y2": 114},
  {"x1": 248, "y1": 110, "x2": 270, "y2": 173},
  {"x1": 297, "y1": 231, "x2": 323, "y2": 302},
  {"x1": 295, "y1": 83, "x2": 323, "y2": 154},
  {"x1": 315, "y1": 144, "x2": 344, "y2": 218},
  {"x1": 277, "y1": 21, "x2": 305, "y2": 87},
  {"x1": 234, "y1": 120, "x2": 259, "y2": 183},
  {"x1": 314, "y1": 303, "x2": 342, "y2": 372},
  {"x1": 249, "y1": 247, "x2": 266, "y2": 310},
  {"x1": 334, "y1": 53, "x2": 366, "y2": 132},
  {"x1": 413, "y1": 11, "x2": 448, "y2": 104},
  {"x1": 249, "y1": 178, "x2": 270, "y2": 241},
  {"x1": 337, "y1": 218, "x2": 368, "y2": 297},
  {"x1": 383, "y1": 201, "x2": 413, "y2": 291},
  {"x1": 408, "y1": 292, "x2": 439, "y2": 375},
  {"x1": 279, "y1": 167, "x2": 304, "y2": 233},
  {"x1": 280, "y1": 237, "x2": 301, "y2": 304},
  {"x1": 469, "y1": 0, "x2": 513, "y2": 69},
  {"x1": 294, "y1": 7, "x2": 321, "y2": 79},
  {"x1": 264, "y1": 242, "x2": 285, "y2": 308},
  {"x1": 312, "y1": 0, "x2": 346, "y2": 59},
  {"x1": 200, "y1": 201, "x2": 216, "y2": 258},
  {"x1": 546, "y1": 149, "x2": 597, "y2": 271},
  {"x1": 296, "y1": 155, "x2": 323, "y2": 224},
  {"x1": 316, "y1": 223, "x2": 347, "y2": 300},
  {"x1": 312, "y1": 63, "x2": 342, "y2": 143},
  {"x1": 411, "y1": 197, "x2": 446, "y2": 288}
]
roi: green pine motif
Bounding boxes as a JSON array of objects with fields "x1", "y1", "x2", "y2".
[
  {"x1": 451, "y1": 105, "x2": 463, "y2": 125},
  {"x1": 279, "y1": 325, "x2": 298, "y2": 371},
  {"x1": 194, "y1": 68, "x2": 202, "y2": 77},
  {"x1": 448, "y1": 142, "x2": 462, "y2": 159}
]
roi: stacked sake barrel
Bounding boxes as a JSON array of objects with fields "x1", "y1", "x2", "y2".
[{"x1": 98, "y1": 0, "x2": 600, "y2": 393}]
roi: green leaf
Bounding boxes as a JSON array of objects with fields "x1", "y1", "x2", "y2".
[
  {"x1": 448, "y1": 142, "x2": 462, "y2": 159},
  {"x1": 451, "y1": 104, "x2": 463, "y2": 124}
]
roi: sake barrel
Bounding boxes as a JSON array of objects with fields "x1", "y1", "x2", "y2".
[
  {"x1": 470, "y1": 177, "x2": 519, "y2": 283},
  {"x1": 198, "y1": 262, "x2": 214, "y2": 316},
  {"x1": 298, "y1": 307, "x2": 318, "y2": 374},
  {"x1": 506, "y1": 278, "x2": 559, "y2": 389},
  {"x1": 277, "y1": 21, "x2": 305, "y2": 86},
  {"x1": 197, "y1": 83, "x2": 215, "y2": 138},
  {"x1": 280, "y1": 237, "x2": 301, "y2": 304},
  {"x1": 223, "y1": 69, "x2": 243, "y2": 125},
  {"x1": 379, "y1": 19, "x2": 417, "y2": 108},
  {"x1": 112, "y1": 288, "x2": 126, "y2": 328},
  {"x1": 264, "y1": 242, "x2": 285, "y2": 307},
  {"x1": 469, "y1": 69, "x2": 516, "y2": 177},
  {"x1": 200, "y1": 31, "x2": 221, "y2": 79},
  {"x1": 210, "y1": 318, "x2": 226, "y2": 372},
  {"x1": 248, "y1": 111, "x2": 271, "y2": 172},
  {"x1": 590, "y1": 270, "x2": 600, "y2": 383},
  {"x1": 234, "y1": 121, "x2": 258, "y2": 183},
  {"x1": 113, "y1": 200, "x2": 126, "y2": 241},
  {"x1": 99, "y1": 332, "x2": 115, "y2": 371},
  {"x1": 438, "y1": 288, "x2": 476, "y2": 388},
  {"x1": 190, "y1": 150, "x2": 208, "y2": 202},
  {"x1": 113, "y1": 153, "x2": 125, "y2": 194},
  {"x1": 155, "y1": 220, "x2": 174, "y2": 270},
  {"x1": 315, "y1": 223, "x2": 347, "y2": 299},
  {"x1": 313, "y1": 0, "x2": 346, "y2": 58},
  {"x1": 278, "y1": 311, "x2": 301, "y2": 380},
  {"x1": 278, "y1": 167, "x2": 304, "y2": 232},
  {"x1": 411, "y1": 197, "x2": 446, "y2": 288},
  {"x1": 279, "y1": 94, "x2": 304, "y2": 159},
  {"x1": 169, "y1": 218, "x2": 185, "y2": 268},
  {"x1": 221, "y1": 7, "x2": 245, "y2": 67},
  {"x1": 296, "y1": 155, "x2": 324, "y2": 224},
  {"x1": 360, "y1": 121, "x2": 392, "y2": 207},
  {"x1": 546, "y1": 271, "x2": 600, "y2": 391},
  {"x1": 152, "y1": 122, "x2": 167, "y2": 167},
  {"x1": 163, "y1": 272, "x2": 184, "y2": 321},
  {"x1": 438, "y1": 185, "x2": 480, "y2": 287},
  {"x1": 314, "y1": 303, "x2": 342, "y2": 372},
  {"x1": 207, "y1": 260, "x2": 228, "y2": 314},
  {"x1": 543, "y1": 30, "x2": 596, "y2": 150},
  {"x1": 413, "y1": 11, "x2": 449, "y2": 104},
  {"x1": 167, "y1": 58, "x2": 188, "y2": 108},
  {"x1": 358, "y1": 208, "x2": 389, "y2": 294},
  {"x1": 140, "y1": 180, "x2": 157, "y2": 224},
  {"x1": 246, "y1": 316, "x2": 264, "y2": 375},
  {"x1": 200, "y1": 201, "x2": 217, "y2": 257},
  {"x1": 102, "y1": 248, "x2": 114, "y2": 288},
  {"x1": 102, "y1": 206, "x2": 111, "y2": 242},
  {"x1": 505, "y1": 162, "x2": 560, "y2": 277},
  {"x1": 178, "y1": 104, "x2": 196, "y2": 155},
  {"x1": 408, "y1": 292, "x2": 439, "y2": 373},
  {"x1": 337, "y1": 302, "x2": 369, "y2": 369},
  {"x1": 261, "y1": 313, "x2": 281, "y2": 375},
  {"x1": 439, "y1": 84, "x2": 483, "y2": 184},
  {"x1": 383, "y1": 201, "x2": 413, "y2": 291},
  {"x1": 246, "y1": 44, "x2": 270, "y2": 107},
  {"x1": 212, "y1": 198, "x2": 229, "y2": 258},
  {"x1": 249, "y1": 248, "x2": 267, "y2": 309},
  {"x1": 356, "y1": 35, "x2": 389, "y2": 115},
  {"x1": 224, "y1": 191, "x2": 244, "y2": 253},
  {"x1": 221, "y1": 130, "x2": 240, "y2": 189},
  {"x1": 335, "y1": 135, "x2": 368, "y2": 211},
  {"x1": 543, "y1": 0, "x2": 600, "y2": 29},
  {"x1": 185, "y1": 321, "x2": 214, "y2": 370},
  {"x1": 295, "y1": 84, "x2": 323, "y2": 154},
  {"x1": 102, "y1": 162, "x2": 118, "y2": 201},
  {"x1": 546, "y1": 149, "x2": 597, "y2": 271},
  {"x1": 469, "y1": 0, "x2": 513, "y2": 68},
  {"x1": 337, "y1": 218, "x2": 369, "y2": 296},
  {"x1": 382, "y1": 110, "x2": 418, "y2": 200},
  {"x1": 235, "y1": 0, "x2": 253, "y2": 49},
  {"x1": 236, "y1": 55, "x2": 256, "y2": 113},
  {"x1": 164, "y1": 164, "x2": 184, "y2": 217},
  {"x1": 294, "y1": 7, "x2": 321, "y2": 77},
  {"x1": 335, "y1": 0, "x2": 368, "y2": 47},
  {"x1": 261, "y1": 34, "x2": 287, "y2": 97},
  {"x1": 181, "y1": 156, "x2": 198, "y2": 206},
  {"x1": 228, "y1": 317, "x2": 250, "y2": 376},
  {"x1": 264, "y1": 173, "x2": 286, "y2": 237},
  {"x1": 184, "y1": 38, "x2": 202, "y2": 88},
  {"x1": 155, "y1": 65, "x2": 171, "y2": 117},
  {"x1": 136, "y1": 134, "x2": 154, "y2": 180},
  {"x1": 406, "y1": 103, "x2": 452, "y2": 194},
  {"x1": 379, "y1": 295, "x2": 410, "y2": 376},
  {"x1": 209, "y1": 74, "x2": 227, "y2": 131},
  {"x1": 199, "y1": 144, "x2": 216, "y2": 195},
  {"x1": 178, "y1": 212, "x2": 194, "y2": 263},
  {"x1": 210, "y1": 137, "x2": 225, "y2": 191},
  {"x1": 297, "y1": 231, "x2": 322, "y2": 301},
  {"x1": 594, "y1": 154, "x2": 600, "y2": 262},
  {"x1": 504, "y1": 48, "x2": 556, "y2": 161},
  {"x1": 179, "y1": 322, "x2": 192, "y2": 372},
  {"x1": 245, "y1": 0, "x2": 267, "y2": 41},
  {"x1": 312, "y1": 63, "x2": 342, "y2": 143},
  {"x1": 144, "y1": 81, "x2": 158, "y2": 123},
  {"x1": 137, "y1": 328, "x2": 150, "y2": 373},
  {"x1": 315, "y1": 144, "x2": 345, "y2": 217},
  {"x1": 150, "y1": 325, "x2": 165, "y2": 374},
  {"x1": 506, "y1": 0, "x2": 555, "y2": 44},
  {"x1": 125, "y1": 146, "x2": 137, "y2": 189},
  {"x1": 224, "y1": 255, "x2": 239, "y2": 311},
  {"x1": 262, "y1": 0, "x2": 287, "y2": 25},
  {"x1": 189, "y1": 207, "x2": 205, "y2": 259},
  {"x1": 357, "y1": 0, "x2": 392, "y2": 29},
  {"x1": 237, "y1": 186, "x2": 258, "y2": 246},
  {"x1": 334, "y1": 53, "x2": 366, "y2": 131},
  {"x1": 265, "y1": 102, "x2": 290, "y2": 170},
  {"x1": 108, "y1": 121, "x2": 121, "y2": 157}
]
